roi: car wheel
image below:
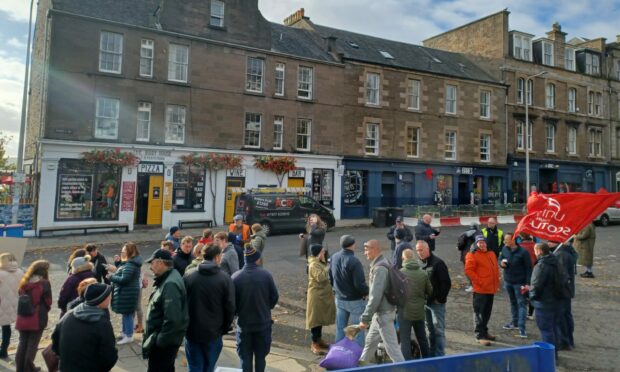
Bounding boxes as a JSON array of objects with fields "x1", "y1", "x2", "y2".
[
  {"x1": 260, "y1": 221, "x2": 273, "y2": 236},
  {"x1": 600, "y1": 214, "x2": 610, "y2": 227}
]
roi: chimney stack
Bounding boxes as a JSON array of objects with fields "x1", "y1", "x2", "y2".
[
  {"x1": 546, "y1": 22, "x2": 566, "y2": 43},
  {"x1": 617, "y1": 35, "x2": 620, "y2": 43},
  {"x1": 283, "y1": 8, "x2": 305, "y2": 26}
]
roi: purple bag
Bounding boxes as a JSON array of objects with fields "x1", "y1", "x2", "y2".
[{"x1": 319, "y1": 338, "x2": 363, "y2": 370}]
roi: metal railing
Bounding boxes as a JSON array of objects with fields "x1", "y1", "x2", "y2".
[{"x1": 403, "y1": 203, "x2": 525, "y2": 218}]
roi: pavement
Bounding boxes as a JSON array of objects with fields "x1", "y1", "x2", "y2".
[{"x1": 25, "y1": 219, "x2": 373, "y2": 252}]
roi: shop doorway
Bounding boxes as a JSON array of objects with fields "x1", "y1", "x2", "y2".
[
  {"x1": 146, "y1": 175, "x2": 163, "y2": 225},
  {"x1": 539, "y1": 169, "x2": 557, "y2": 194},
  {"x1": 458, "y1": 175, "x2": 469, "y2": 205},
  {"x1": 225, "y1": 178, "x2": 245, "y2": 224},
  {"x1": 135, "y1": 162, "x2": 165, "y2": 225},
  {"x1": 381, "y1": 172, "x2": 396, "y2": 207}
]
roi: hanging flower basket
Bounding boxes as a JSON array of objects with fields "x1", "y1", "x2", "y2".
[
  {"x1": 81, "y1": 149, "x2": 139, "y2": 167},
  {"x1": 254, "y1": 156, "x2": 297, "y2": 186},
  {"x1": 181, "y1": 153, "x2": 243, "y2": 170}
]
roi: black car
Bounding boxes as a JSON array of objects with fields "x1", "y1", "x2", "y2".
[{"x1": 234, "y1": 192, "x2": 335, "y2": 235}]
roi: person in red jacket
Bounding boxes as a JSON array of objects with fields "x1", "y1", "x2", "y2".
[
  {"x1": 15, "y1": 260, "x2": 52, "y2": 372},
  {"x1": 465, "y1": 235, "x2": 500, "y2": 346}
]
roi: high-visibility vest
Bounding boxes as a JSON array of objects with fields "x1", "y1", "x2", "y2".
[{"x1": 482, "y1": 227, "x2": 503, "y2": 246}]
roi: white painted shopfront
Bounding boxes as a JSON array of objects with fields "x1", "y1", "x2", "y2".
[{"x1": 37, "y1": 140, "x2": 342, "y2": 234}]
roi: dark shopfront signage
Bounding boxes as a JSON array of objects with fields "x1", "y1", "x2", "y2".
[
  {"x1": 456, "y1": 167, "x2": 473, "y2": 175},
  {"x1": 312, "y1": 169, "x2": 333, "y2": 208}
]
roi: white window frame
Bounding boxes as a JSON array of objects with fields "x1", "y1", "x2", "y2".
[
  {"x1": 444, "y1": 130, "x2": 457, "y2": 160},
  {"x1": 165, "y1": 105, "x2": 186, "y2": 144},
  {"x1": 168, "y1": 44, "x2": 189, "y2": 83},
  {"x1": 297, "y1": 66, "x2": 313, "y2": 100},
  {"x1": 517, "y1": 78, "x2": 524, "y2": 104},
  {"x1": 479, "y1": 133, "x2": 491, "y2": 162},
  {"x1": 595, "y1": 92, "x2": 602, "y2": 117},
  {"x1": 273, "y1": 116, "x2": 283, "y2": 150},
  {"x1": 588, "y1": 91, "x2": 594, "y2": 115},
  {"x1": 366, "y1": 73, "x2": 380, "y2": 105},
  {"x1": 406, "y1": 126, "x2": 419, "y2": 158},
  {"x1": 527, "y1": 79, "x2": 533, "y2": 105},
  {"x1": 99, "y1": 31, "x2": 123, "y2": 74},
  {"x1": 407, "y1": 79, "x2": 421, "y2": 110},
  {"x1": 139, "y1": 39, "x2": 154, "y2": 78},
  {"x1": 568, "y1": 88, "x2": 576, "y2": 113},
  {"x1": 545, "y1": 83, "x2": 555, "y2": 109},
  {"x1": 445, "y1": 85, "x2": 457, "y2": 114},
  {"x1": 480, "y1": 90, "x2": 491, "y2": 119},
  {"x1": 564, "y1": 47, "x2": 575, "y2": 71},
  {"x1": 243, "y1": 113, "x2": 262, "y2": 148},
  {"x1": 592, "y1": 54, "x2": 600, "y2": 75},
  {"x1": 567, "y1": 126, "x2": 577, "y2": 155},
  {"x1": 296, "y1": 118, "x2": 312, "y2": 151},
  {"x1": 246, "y1": 57, "x2": 264, "y2": 93},
  {"x1": 542, "y1": 41, "x2": 554, "y2": 66},
  {"x1": 516, "y1": 121, "x2": 525, "y2": 150},
  {"x1": 364, "y1": 123, "x2": 379, "y2": 155},
  {"x1": 513, "y1": 34, "x2": 532, "y2": 61},
  {"x1": 94, "y1": 97, "x2": 120, "y2": 139},
  {"x1": 588, "y1": 127, "x2": 603, "y2": 157},
  {"x1": 210, "y1": 0, "x2": 225, "y2": 27},
  {"x1": 136, "y1": 102, "x2": 151, "y2": 142},
  {"x1": 545, "y1": 122, "x2": 555, "y2": 153},
  {"x1": 275, "y1": 63, "x2": 285, "y2": 96}
]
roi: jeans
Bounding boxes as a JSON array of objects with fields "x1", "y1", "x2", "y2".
[
  {"x1": 122, "y1": 313, "x2": 135, "y2": 338},
  {"x1": 360, "y1": 311, "x2": 404, "y2": 363},
  {"x1": 473, "y1": 293, "x2": 494, "y2": 339},
  {"x1": 185, "y1": 337, "x2": 223, "y2": 372},
  {"x1": 148, "y1": 344, "x2": 179, "y2": 372},
  {"x1": 0, "y1": 325, "x2": 10, "y2": 356},
  {"x1": 425, "y1": 303, "x2": 446, "y2": 357},
  {"x1": 556, "y1": 298, "x2": 574, "y2": 348},
  {"x1": 505, "y1": 283, "x2": 527, "y2": 332},
  {"x1": 535, "y1": 307, "x2": 559, "y2": 352},
  {"x1": 335, "y1": 298, "x2": 366, "y2": 347},
  {"x1": 15, "y1": 330, "x2": 43, "y2": 372},
  {"x1": 398, "y1": 313, "x2": 430, "y2": 359},
  {"x1": 236, "y1": 326, "x2": 272, "y2": 372}
]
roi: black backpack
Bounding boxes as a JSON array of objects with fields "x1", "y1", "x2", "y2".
[
  {"x1": 17, "y1": 289, "x2": 35, "y2": 316},
  {"x1": 552, "y1": 259, "x2": 571, "y2": 300},
  {"x1": 378, "y1": 263, "x2": 409, "y2": 307}
]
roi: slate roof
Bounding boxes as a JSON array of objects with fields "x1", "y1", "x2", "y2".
[
  {"x1": 270, "y1": 23, "x2": 335, "y2": 63},
  {"x1": 52, "y1": 0, "x2": 159, "y2": 28}
]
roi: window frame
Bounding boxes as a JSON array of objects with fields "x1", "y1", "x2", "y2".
[
  {"x1": 210, "y1": 0, "x2": 225, "y2": 27},
  {"x1": 588, "y1": 91, "x2": 594, "y2": 115},
  {"x1": 243, "y1": 112, "x2": 262, "y2": 149},
  {"x1": 136, "y1": 102, "x2": 151, "y2": 142},
  {"x1": 517, "y1": 78, "x2": 524, "y2": 104},
  {"x1": 568, "y1": 88, "x2": 576, "y2": 113},
  {"x1": 445, "y1": 84, "x2": 457, "y2": 114},
  {"x1": 275, "y1": 63, "x2": 285, "y2": 97},
  {"x1": 297, "y1": 66, "x2": 313, "y2": 100},
  {"x1": 167, "y1": 43, "x2": 189, "y2": 83},
  {"x1": 567, "y1": 126, "x2": 577, "y2": 155},
  {"x1": 444, "y1": 130, "x2": 457, "y2": 160},
  {"x1": 364, "y1": 123, "x2": 380, "y2": 155},
  {"x1": 542, "y1": 41, "x2": 554, "y2": 66},
  {"x1": 526, "y1": 79, "x2": 534, "y2": 105},
  {"x1": 94, "y1": 97, "x2": 120, "y2": 139},
  {"x1": 545, "y1": 122, "x2": 556, "y2": 153},
  {"x1": 139, "y1": 39, "x2": 154, "y2": 78},
  {"x1": 407, "y1": 79, "x2": 421, "y2": 110},
  {"x1": 172, "y1": 163, "x2": 206, "y2": 212},
  {"x1": 588, "y1": 127, "x2": 603, "y2": 157},
  {"x1": 513, "y1": 34, "x2": 532, "y2": 61},
  {"x1": 517, "y1": 120, "x2": 534, "y2": 151},
  {"x1": 98, "y1": 31, "x2": 123, "y2": 74},
  {"x1": 406, "y1": 126, "x2": 420, "y2": 158},
  {"x1": 273, "y1": 115, "x2": 284, "y2": 150},
  {"x1": 479, "y1": 133, "x2": 491, "y2": 162},
  {"x1": 165, "y1": 104, "x2": 186, "y2": 144},
  {"x1": 245, "y1": 57, "x2": 264, "y2": 93},
  {"x1": 545, "y1": 83, "x2": 555, "y2": 109},
  {"x1": 366, "y1": 73, "x2": 381, "y2": 106},
  {"x1": 595, "y1": 92, "x2": 602, "y2": 117},
  {"x1": 564, "y1": 47, "x2": 575, "y2": 71},
  {"x1": 480, "y1": 90, "x2": 491, "y2": 119},
  {"x1": 296, "y1": 118, "x2": 312, "y2": 151}
]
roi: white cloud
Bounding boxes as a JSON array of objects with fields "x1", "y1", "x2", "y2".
[
  {"x1": 0, "y1": 0, "x2": 32, "y2": 22},
  {"x1": 7, "y1": 37, "x2": 26, "y2": 50},
  {"x1": 0, "y1": 54, "x2": 25, "y2": 157}
]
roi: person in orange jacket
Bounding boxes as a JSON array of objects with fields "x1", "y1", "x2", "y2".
[
  {"x1": 465, "y1": 235, "x2": 500, "y2": 346},
  {"x1": 229, "y1": 215, "x2": 251, "y2": 246}
]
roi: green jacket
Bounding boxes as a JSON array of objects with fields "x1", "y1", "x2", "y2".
[
  {"x1": 251, "y1": 231, "x2": 267, "y2": 253},
  {"x1": 400, "y1": 259, "x2": 433, "y2": 321},
  {"x1": 143, "y1": 268, "x2": 189, "y2": 358}
]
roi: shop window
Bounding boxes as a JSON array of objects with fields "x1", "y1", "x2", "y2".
[
  {"x1": 311, "y1": 169, "x2": 334, "y2": 208},
  {"x1": 511, "y1": 179, "x2": 525, "y2": 203},
  {"x1": 435, "y1": 174, "x2": 452, "y2": 206},
  {"x1": 473, "y1": 176, "x2": 482, "y2": 204},
  {"x1": 55, "y1": 159, "x2": 121, "y2": 221},
  {"x1": 343, "y1": 170, "x2": 367, "y2": 205},
  {"x1": 172, "y1": 163, "x2": 205, "y2": 211},
  {"x1": 488, "y1": 176, "x2": 502, "y2": 204}
]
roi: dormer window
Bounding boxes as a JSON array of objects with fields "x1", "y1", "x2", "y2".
[
  {"x1": 210, "y1": 0, "x2": 225, "y2": 27},
  {"x1": 542, "y1": 41, "x2": 554, "y2": 66},
  {"x1": 564, "y1": 47, "x2": 575, "y2": 71},
  {"x1": 513, "y1": 34, "x2": 532, "y2": 61},
  {"x1": 586, "y1": 53, "x2": 600, "y2": 75}
]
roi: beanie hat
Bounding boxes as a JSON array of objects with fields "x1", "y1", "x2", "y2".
[
  {"x1": 475, "y1": 235, "x2": 486, "y2": 243},
  {"x1": 84, "y1": 283, "x2": 112, "y2": 306},
  {"x1": 169, "y1": 226, "x2": 180, "y2": 235},
  {"x1": 71, "y1": 255, "x2": 93, "y2": 274},
  {"x1": 244, "y1": 246, "x2": 261, "y2": 264},
  {"x1": 394, "y1": 228, "x2": 406, "y2": 240},
  {"x1": 310, "y1": 244, "x2": 323, "y2": 257},
  {"x1": 340, "y1": 235, "x2": 355, "y2": 248}
]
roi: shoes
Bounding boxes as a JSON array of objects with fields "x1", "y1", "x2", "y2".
[
  {"x1": 527, "y1": 315, "x2": 535, "y2": 321},
  {"x1": 117, "y1": 336, "x2": 134, "y2": 345},
  {"x1": 502, "y1": 322, "x2": 517, "y2": 330},
  {"x1": 465, "y1": 286, "x2": 473, "y2": 292},
  {"x1": 134, "y1": 324, "x2": 144, "y2": 334},
  {"x1": 477, "y1": 338, "x2": 492, "y2": 346},
  {"x1": 518, "y1": 330, "x2": 527, "y2": 338},
  {"x1": 580, "y1": 272, "x2": 595, "y2": 278},
  {"x1": 310, "y1": 342, "x2": 325, "y2": 355},
  {"x1": 485, "y1": 334, "x2": 497, "y2": 341},
  {"x1": 317, "y1": 339, "x2": 330, "y2": 349}
]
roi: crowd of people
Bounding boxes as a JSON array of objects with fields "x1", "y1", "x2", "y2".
[{"x1": 0, "y1": 212, "x2": 597, "y2": 371}]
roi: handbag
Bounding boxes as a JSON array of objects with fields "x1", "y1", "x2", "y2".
[{"x1": 42, "y1": 343, "x2": 59, "y2": 372}]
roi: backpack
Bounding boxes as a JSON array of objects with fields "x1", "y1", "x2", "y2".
[
  {"x1": 378, "y1": 263, "x2": 409, "y2": 307},
  {"x1": 552, "y1": 259, "x2": 571, "y2": 300},
  {"x1": 17, "y1": 289, "x2": 35, "y2": 316}
]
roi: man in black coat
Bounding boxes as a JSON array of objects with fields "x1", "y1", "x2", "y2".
[
  {"x1": 386, "y1": 216, "x2": 413, "y2": 251},
  {"x1": 184, "y1": 243, "x2": 235, "y2": 371},
  {"x1": 415, "y1": 214, "x2": 440, "y2": 251},
  {"x1": 551, "y1": 240, "x2": 577, "y2": 350},
  {"x1": 86, "y1": 244, "x2": 109, "y2": 284},
  {"x1": 173, "y1": 236, "x2": 194, "y2": 275},
  {"x1": 52, "y1": 283, "x2": 118, "y2": 372}
]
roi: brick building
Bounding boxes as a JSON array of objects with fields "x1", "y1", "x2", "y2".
[
  {"x1": 606, "y1": 38, "x2": 620, "y2": 189},
  {"x1": 424, "y1": 10, "x2": 613, "y2": 200}
]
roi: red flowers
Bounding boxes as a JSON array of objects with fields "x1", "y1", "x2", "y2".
[
  {"x1": 254, "y1": 156, "x2": 297, "y2": 186},
  {"x1": 181, "y1": 153, "x2": 243, "y2": 170},
  {"x1": 82, "y1": 149, "x2": 138, "y2": 167}
]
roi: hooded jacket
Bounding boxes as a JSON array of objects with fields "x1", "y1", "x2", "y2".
[
  {"x1": 387, "y1": 225, "x2": 413, "y2": 251},
  {"x1": 554, "y1": 243, "x2": 578, "y2": 298},
  {"x1": 232, "y1": 263, "x2": 279, "y2": 333},
  {"x1": 52, "y1": 303, "x2": 118, "y2": 372},
  {"x1": 251, "y1": 231, "x2": 268, "y2": 253},
  {"x1": 109, "y1": 256, "x2": 142, "y2": 315},
  {"x1": 0, "y1": 261, "x2": 24, "y2": 326},
  {"x1": 529, "y1": 253, "x2": 562, "y2": 310},
  {"x1": 465, "y1": 247, "x2": 500, "y2": 294},
  {"x1": 220, "y1": 243, "x2": 240, "y2": 276},
  {"x1": 360, "y1": 255, "x2": 394, "y2": 324},
  {"x1": 400, "y1": 259, "x2": 433, "y2": 321},
  {"x1": 15, "y1": 277, "x2": 52, "y2": 331},
  {"x1": 183, "y1": 261, "x2": 235, "y2": 343}
]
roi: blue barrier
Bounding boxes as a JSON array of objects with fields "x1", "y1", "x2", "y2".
[{"x1": 338, "y1": 342, "x2": 555, "y2": 372}]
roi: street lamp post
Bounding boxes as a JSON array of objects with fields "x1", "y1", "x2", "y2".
[{"x1": 524, "y1": 71, "x2": 547, "y2": 204}]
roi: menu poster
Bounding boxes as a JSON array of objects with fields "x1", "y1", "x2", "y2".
[
  {"x1": 57, "y1": 174, "x2": 93, "y2": 219},
  {"x1": 121, "y1": 181, "x2": 136, "y2": 212},
  {"x1": 163, "y1": 182, "x2": 173, "y2": 211}
]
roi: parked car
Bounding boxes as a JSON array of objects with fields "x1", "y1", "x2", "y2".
[
  {"x1": 234, "y1": 192, "x2": 335, "y2": 235},
  {"x1": 596, "y1": 200, "x2": 620, "y2": 226}
]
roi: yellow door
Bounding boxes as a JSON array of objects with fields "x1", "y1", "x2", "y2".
[
  {"x1": 225, "y1": 178, "x2": 245, "y2": 224},
  {"x1": 287, "y1": 178, "x2": 304, "y2": 188},
  {"x1": 147, "y1": 175, "x2": 164, "y2": 225}
]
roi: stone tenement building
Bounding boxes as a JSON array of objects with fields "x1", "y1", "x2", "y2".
[
  {"x1": 25, "y1": 0, "x2": 511, "y2": 232},
  {"x1": 424, "y1": 10, "x2": 619, "y2": 200}
]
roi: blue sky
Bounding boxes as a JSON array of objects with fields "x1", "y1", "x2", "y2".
[{"x1": 1, "y1": 0, "x2": 619, "y2": 157}]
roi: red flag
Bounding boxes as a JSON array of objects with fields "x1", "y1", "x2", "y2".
[{"x1": 515, "y1": 191, "x2": 620, "y2": 242}]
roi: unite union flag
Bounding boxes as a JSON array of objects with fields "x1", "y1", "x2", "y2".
[{"x1": 514, "y1": 190, "x2": 620, "y2": 242}]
